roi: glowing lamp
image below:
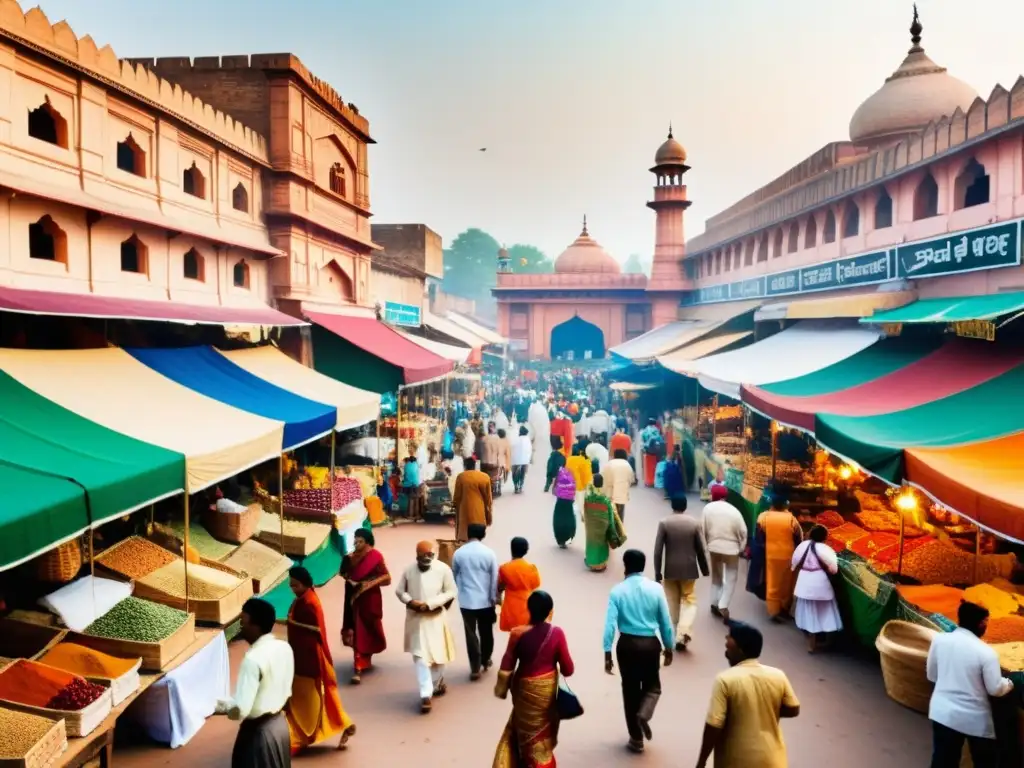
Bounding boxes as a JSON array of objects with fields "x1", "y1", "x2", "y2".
[
  {"x1": 895, "y1": 491, "x2": 918, "y2": 512},
  {"x1": 838, "y1": 465, "x2": 853, "y2": 480}
]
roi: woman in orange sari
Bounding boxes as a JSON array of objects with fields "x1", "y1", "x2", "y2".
[
  {"x1": 284, "y1": 567, "x2": 356, "y2": 753},
  {"x1": 340, "y1": 528, "x2": 391, "y2": 683},
  {"x1": 756, "y1": 491, "x2": 803, "y2": 621},
  {"x1": 497, "y1": 537, "x2": 541, "y2": 632},
  {"x1": 493, "y1": 591, "x2": 574, "y2": 768}
]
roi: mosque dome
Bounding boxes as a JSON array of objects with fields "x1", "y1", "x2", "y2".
[
  {"x1": 849, "y1": 8, "x2": 977, "y2": 146},
  {"x1": 553, "y1": 217, "x2": 621, "y2": 275},
  {"x1": 654, "y1": 126, "x2": 687, "y2": 165}
]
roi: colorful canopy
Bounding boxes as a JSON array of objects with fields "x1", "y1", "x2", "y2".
[
  {"x1": 609, "y1": 321, "x2": 707, "y2": 363},
  {"x1": 0, "y1": 370, "x2": 184, "y2": 528},
  {"x1": 814, "y1": 360, "x2": 1024, "y2": 484},
  {"x1": 398, "y1": 330, "x2": 472, "y2": 363},
  {"x1": 742, "y1": 339, "x2": 1020, "y2": 431},
  {"x1": 219, "y1": 346, "x2": 380, "y2": 430},
  {"x1": 655, "y1": 331, "x2": 752, "y2": 376},
  {"x1": 0, "y1": 462, "x2": 90, "y2": 571},
  {"x1": 127, "y1": 346, "x2": 336, "y2": 451},
  {"x1": 0, "y1": 348, "x2": 284, "y2": 492},
  {"x1": 861, "y1": 290, "x2": 1024, "y2": 324},
  {"x1": 691, "y1": 320, "x2": 882, "y2": 399},
  {"x1": 307, "y1": 311, "x2": 453, "y2": 386}
]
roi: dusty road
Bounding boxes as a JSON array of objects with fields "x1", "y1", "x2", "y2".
[{"x1": 116, "y1": 450, "x2": 931, "y2": 766}]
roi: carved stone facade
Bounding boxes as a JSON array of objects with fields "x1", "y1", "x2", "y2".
[{"x1": 0, "y1": 0, "x2": 277, "y2": 309}]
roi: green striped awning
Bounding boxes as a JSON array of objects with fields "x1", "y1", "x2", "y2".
[{"x1": 861, "y1": 291, "x2": 1024, "y2": 324}]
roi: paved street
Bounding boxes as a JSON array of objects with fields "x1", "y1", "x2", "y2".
[{"x1": 117, "y1": 452, "x2": 932, "y2": 767}]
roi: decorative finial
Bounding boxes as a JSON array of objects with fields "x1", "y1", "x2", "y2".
[
  {"x1": 581, "y1": 214, "x2": 589, "y2": 237},
  {"x1": 910, "y1": 4, "x2": 922, "y2": 49},
  {"x1": 668, "y1": 122, "x2": 673, "y2": 140}
]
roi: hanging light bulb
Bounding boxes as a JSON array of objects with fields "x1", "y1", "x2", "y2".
[
  {"x1": 895, "y1": 490, "x2": 919, "y2": 512},
  {"x1": 838, "y1": 465, "x2": 853, "y2": 480}
]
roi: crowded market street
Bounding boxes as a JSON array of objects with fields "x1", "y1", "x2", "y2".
[{"x1": 116, "y1": 448, "x2": 931, "y2": 768}]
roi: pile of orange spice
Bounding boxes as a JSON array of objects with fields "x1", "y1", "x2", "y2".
[
  {"x1": 39, "y1": 643, "x2": 138, "y2": 679},
  {"x1": 0, "y1": 660, "x2": 76, "y2": 708}
]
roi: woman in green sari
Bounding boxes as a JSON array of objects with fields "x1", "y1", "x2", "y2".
[
  {"x1": 544, "y1": 435, "x2": 566, "y2": 492},
  {"x1": 582, "y1": 474, "x2": 626, "y2": 572}
]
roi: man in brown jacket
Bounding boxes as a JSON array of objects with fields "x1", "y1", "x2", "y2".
[
  {"x1": 453, "y1": 457, "x2": 493, "y2": 542},
  {"x1": 479, "y1": 422, "x2": 503, "y2": 497},
  {"x1": 653, "y1": 494, "x2": 708, "y2": 651}
]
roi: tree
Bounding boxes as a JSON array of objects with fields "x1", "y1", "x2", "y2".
[
  {"x1": 508, "y1": 244, "x2": 553, "y2": 273},
  {"x1": 623, "y1": 253, "x2": 651, "y2": 275},
  {"x1": 441, "y1": 228, "x2": 501, "y2": 302}
]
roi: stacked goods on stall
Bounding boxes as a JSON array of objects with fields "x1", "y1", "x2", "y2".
[
  {"x1": 221, "y1": 540, "x2": 292, "y2": 594},
  {"x1": 71, "y1": 597, "x2": 195, "y2": 672},
  {"x1": 256, "y1": 512, "x2": 331, "y2": 557},
  {"x1": 94, "y1": 537, "x2": 178, "y2": 581},
  {"x1": 158, "y1": 520, "x2": 236, "y2": 562},
  {"x1": 134, "y1": 559, "x2": 253, "y2": 625},
  {"x1": 38, "y1": 643, "x2": 141, "y2": 706},
  {"x1": 0, "y1": 660, "x2": 111, "y2": 737},
  {"x1": 0, "y1": 706, "x2": 68, "y2": 767},
  {"x1": 284, "y1": 467, "x2": 364, "y2": 522}
]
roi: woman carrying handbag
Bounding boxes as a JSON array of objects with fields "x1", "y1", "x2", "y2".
[{"x1": 791, "y1": 524, "x2": 843, "y2": 653}]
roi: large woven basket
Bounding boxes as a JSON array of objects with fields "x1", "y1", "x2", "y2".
[
  {"x1": 202, "y1": 502, "x2": 261, "y2": 544},
  {"x1": 33, "y1": 539, "x2": 82, "y2": 584},
  {"x1": 437, "y1": 539, "x2": 462, "y2": 568},
  {"x1": 875, "y1": 619, "x2": 937, "y2": 714}
]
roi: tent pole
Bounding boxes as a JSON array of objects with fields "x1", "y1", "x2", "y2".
[
  {"x1": 329, "y1": 431, "x2": 336, "y2": 512},
  {"x1": 896, "y1": 506, "x2": 906, "y2": 579},
  {"x1": 279, "y1": 454, "x2": 286, "y2": 555},
  {"x1": 183, "y1": 487, "x2": 190, "y2": 615},
  {"x1": 89, "y1": 529, "x2": 95, "y2": 578}
]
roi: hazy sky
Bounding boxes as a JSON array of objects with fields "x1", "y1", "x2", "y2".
[{"x1": 35, "y1": 0, "x2": 1024, "y2": 263}]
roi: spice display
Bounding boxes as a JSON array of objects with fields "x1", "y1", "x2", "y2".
[
  {"x1": 97, "y1": 537, "x2": 177, "y2": 580},
  {"x1": 0, "y1": 707, "x2": 62, "y2": 758},
  {"x1": 0, "y1": 660, "x2": 74, "y2": 707},
  {"x1": 816, "y1": 510, "x2": 845, "y2": 529},
  {"x1": 963, "y1": 584, "x2": 1021, "y2": 618},
  {"x1": 222, "y1": 540, "x2": 289, "y2": 580},
  {"x1": 843, "y1": 560, "x2": 888, "y2": 600},
  {"x1": 138, "y1": 560, "x2": 243, "y2": 600},
  {"x1": 169, "y1": 520, "x2": 241, "y2": 562},
  {"x1": 896, "y1": 585, "x2": 965, "y2": 622},
  {"x1": 869, "y1": 535, "x2": 936, "y2": 568},
  {"x1": 848, "y1": 532, "x2": 900, "y2": 560},
  {"x1": 854, "y1": 508, "x2": 926, "y2": 537},
  {"x1": 45, "y1": 677, "x2": 106, "y2": 711},
  {"x1": 84, "y1": 597, "x2": 188, "y2": 643},
  {"x1": 983, "y1": 615, "x2": 1024, "y2": 644},
  {"x1": 991, "y1": 642, "x2": 1024, "y2": 671},
  {"x1": 825, "y1": 535, "x2": 847, "y2": 553},
  {"x1": 40, "y1": 642, "x2": 140, "y2": 679},
  {"x1": 899, "y1": 540, "x2": 1017, "y2": 586},
  {"x1": 827, "y1": 522, "x2": 869, "y2": 545}
]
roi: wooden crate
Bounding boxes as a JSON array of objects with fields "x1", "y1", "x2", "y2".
[
  {"x1": 0, "y1": 618, "x2": 67, "y2": 661},
  {"x1": 93, "y1": 536, "x2": 177, "y2": 582},
  {"x1": 0, "y1": 711, "x2": 67, "y2": 768},
  {"x1": 221, "y1": 542, "x2": 292, "y2": 595},
  {"x1": 0, "y1": 687, "x2": 112, "y2": 739},
  {"x1": 256, "y1": 514, "x2": 330, "y2": 557},
  {"x1": 68, "y1": 612, "x2": 196, "y2": 673},
  {"x1": 132, "y1": 560, "x2": 254, "y2": 626}
]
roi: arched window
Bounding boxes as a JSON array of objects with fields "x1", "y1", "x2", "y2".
[
  {"x1": 954, "y1": 158, "x2": 990, "y2": 210},
  {"x1": 232, "y1": 259, "x2": 250, "y2": 288},
  {"x1": 116, "y1": 134, "x2": 145, "y2": 176},
  {"x1": 27, "y1": 98, "x2": 68, "y2": 148},
  {"x1": 842, "y1": 200, "x2": 860, "y2": 238},
  {"x1": 804, "y1": 216, "x2": 817, "y2": 248},
  {"x1": 120, "y1": 234, "x2": 148, "y2": 274},
  {"x1": 28, "y1": 215, "x2": 67, "y2": 263},
  {"x1": 875, "y1": 189, "x2": 893, "y2": 229},
  {"x1": 772, "y1": 229, "x2": 783, "y2": 258},
  {"x1": 787, "y1": 223, "x2": 799, "y2": 253},
  {"x1": 823, "y1": 210, "x2": 837, "y2": 243},
  {"x1": 183, "y1": 162, "x2": 206, "y2": 199},
  {"x1": 329, "y1": 163, "x2": 346, "y2": 197},
  {"x1": 913, "y1": 174, "x2": 939, "y2": 220},
  {"x1": 232, "y1": 183, "x2": 249, "y2": 213},
  {"x1": 183, "y1": 248, "x2": 204, "y2": 281}
]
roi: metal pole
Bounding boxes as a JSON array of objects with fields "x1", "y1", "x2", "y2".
[
  {"x1": 329, "y1": 431, "x2": 336, "y2": 513},
  {"x1": 770, "y1": 421, "x2": 778, "y2": 483},
  {"x1": 278, "y1": 454, "x2": 285, "y2": 555},
  {"x1": 183, "y1": 488, "x2": 190, "y2": 614},
  {"x1": 896, "y1": 505, "x2": 906, "y2": 579},
  {"x1": 89, "y1": 529, "x2": 95, "y2": 577}
]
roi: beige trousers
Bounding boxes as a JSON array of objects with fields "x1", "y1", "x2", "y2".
[{"x1": 662, "y1": 579, "x2": 698, "y2": 640}]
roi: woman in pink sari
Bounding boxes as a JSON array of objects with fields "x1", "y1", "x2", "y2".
[{"x1": 340, "y1": 528, "x2": 391, "y2": 684}]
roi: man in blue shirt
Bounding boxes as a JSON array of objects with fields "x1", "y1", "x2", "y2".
[
  {"x1": 604, "y1": 548, "x2": 674, "y2": 754},
  {"x1": 452, "y1": 523, "x2": 499, "y2": 681}
]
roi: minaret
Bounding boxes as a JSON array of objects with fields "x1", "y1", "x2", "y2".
[
  {"x1": 496, "y1": 244, "x2": 511, "y2": 274},
  {"x1": 646, "y1": 125, "x2": 693, "y2": 327}
]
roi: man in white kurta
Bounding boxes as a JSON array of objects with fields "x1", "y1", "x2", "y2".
[{"x1": 396, "y1": 541, "x2": 458, "y2": 712}]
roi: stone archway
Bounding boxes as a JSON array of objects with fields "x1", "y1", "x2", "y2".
[{"x1": 550, "y1": 314, "x2": 605, "y2": 360}]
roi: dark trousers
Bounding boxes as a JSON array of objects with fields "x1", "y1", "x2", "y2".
[
  {"x1": 512, "y1": 465, "x2": 527, "y2": 491},
  {"x1": 232, "y1": 712, "x2": 290, "y2": 768},
  {"x1": 461, "y1": 607, "x2": 496, "y2": 673},
  {"x1": 616, "y1": 634, "x2": 662, "y2": 742},
  {"x1": 930, "y1": 721, "x2": 998, "y2": 768}
]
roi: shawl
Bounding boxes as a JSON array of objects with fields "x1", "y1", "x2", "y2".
[{"x1": 554, "y1": 467, "x2": 577, "y2": 501}]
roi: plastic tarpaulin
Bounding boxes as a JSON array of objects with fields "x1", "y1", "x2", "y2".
[
  {"x1": 219, "y1": 347, "x2": 380, "y2": 431},
  {"x1": 127, "y1": 346, "x2": 336, "y2": 451},
  {"x1": 0, "y1": 347, "x2": 283, "y2": 492},
  {"x1": 815, "y1": 360, "x2": 1024, "y2": 484},
  {"x1": 743, "y1": 339, "x2": 1021, "y2": 431},
  {"x1": 306, "y1": 311, "x2": 452, "y2": 385},
  {"x1": 692, "y1": 320, "x2": 882, "y2": 399},
  {"x1": 861, "y1": 290, "x2": 1024, "y2": 324},
  {"x1": 609, "y1": 321, "x2": 705, "y2": 363},
  {"x1": 445, "y1": 312, "x2": 506, "y2": 345},
  {"x1": 0, "y1": 371, "x2": 184, "y2": 529},
  {"x1": 0, "y1": 462, "x2": 89, "y2": 571},
  {"x1": 655, "y1": 331, "x2": 752, "y2": 376},
  {"x1": 905, "y1": 433, "x2": 1024, "y2": 543}
]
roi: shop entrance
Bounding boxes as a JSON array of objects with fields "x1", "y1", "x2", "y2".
[{"x1": 550, "y1": 315, "x2": 605, "y2": 360}]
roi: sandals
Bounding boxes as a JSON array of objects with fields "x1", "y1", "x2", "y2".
[{"x1": 433, "y1": 680, "x2": 448, "y2": 697}]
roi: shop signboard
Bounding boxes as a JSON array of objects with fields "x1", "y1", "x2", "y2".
[
  {"x1": 681, "y1": 218, "x2": 1023, "y2": 306},
  {"x1": 383, "y1": 301, "x2": 421, "y2": 327},
  {"x1": 894, "y1": 220, "x2": 1021, "y2": 279}
]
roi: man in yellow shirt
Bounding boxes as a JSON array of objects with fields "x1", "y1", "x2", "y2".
[{"x1": 696, "y1": 620, "x2": 800, "y2": 768}]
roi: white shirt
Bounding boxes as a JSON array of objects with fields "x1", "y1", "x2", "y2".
[
  {"x1": 926, "y1": 627, "x2": 1014, "y2": 738},
  {"x1": 791, "y1": 540, "x2": 838, "y2": 601},
  {"x1": 216, "y1": 634, "x2": 294, "y2": 721},
  {"x1": 511, "y1": 435, "x2": 532, "y2": 466},
  {"x1": 700, "y1": 500, "x2": 748, "y2": 556},
  {"x1": 602, "y1": 458, "x2": 635, "y2": 506},
  {"x1": 585, "y1": 442, "x2": 609, "y2": 470}
]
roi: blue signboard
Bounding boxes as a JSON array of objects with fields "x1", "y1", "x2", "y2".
[
  {"x1": 383, "y1": 301, "x2": 421, "y2": 327},
  {"x1": 681, "y1": 219, "x2": 1023, "y2": 306}
]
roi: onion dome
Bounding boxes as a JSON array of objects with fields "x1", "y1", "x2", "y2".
[
  {"x1": 654, "y1": 124, "x2": 687, "y2": 165},
  {"x1": 849, "y1": 6, "x2": 977, "y2": 146},
  {"x1": 553, "y1": 216, "x2": 621, "y2": 274}
]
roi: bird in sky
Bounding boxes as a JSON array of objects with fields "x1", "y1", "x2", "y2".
[{"x1": 478, "y1": 147, "x2": 487, "y2": 152}]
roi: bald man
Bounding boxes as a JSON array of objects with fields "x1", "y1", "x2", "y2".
[{"x1": 395, "y1": 541, "x2": 458, "y2": 713}]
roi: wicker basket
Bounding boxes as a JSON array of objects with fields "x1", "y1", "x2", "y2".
[
  {"x1": 202, "y1": 502, "x2": 261, "y2": 545},
  {"x1": 875, "y1": 620, "x2": 937, "y2": 714},
  {"x1": 437, "y1": 539, "x2": 462, "y2": 568},
  {"x1": 32, "y1": 539, "x2": 82, "y2": 584}
]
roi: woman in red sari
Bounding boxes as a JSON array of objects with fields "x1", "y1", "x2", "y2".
[
  {"x1": 340, "y1": 528, "x2": 390, "y2": 684},
  {"x1": 283, "y1": 567, "x2": 356, "y2": 753},
  {"x1": 492, "y1": 591, "x2": 575, "y2": 767}
]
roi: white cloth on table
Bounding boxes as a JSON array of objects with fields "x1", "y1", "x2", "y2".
[
  {"x1": 216, "y1": 498, "x2": 248, "y2": 515},
  {"x1": 396, "y1": 560, "x2": 457, "y2": 665},
  {"x1": 793, "y1": 597, "x2": 843, "y2": 634},
  {"x1": 791, "y1": 541, "x2": 838, "y2": 601},
  {"x1": 414, "y1": 657, "x2": 446, "y2": 699},
  {"x1": 39, "y1": 576, "x2": 133, "y2": 632},
  {"x1": 927, "y1": 627, "x2": 1014, "y2": 738},
  {"x1": 709, "y1": 552, "x2": 740, "y2": 611},
  {"x1": 125, "y1": 631, "x2": 230, "y2": 748}
]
